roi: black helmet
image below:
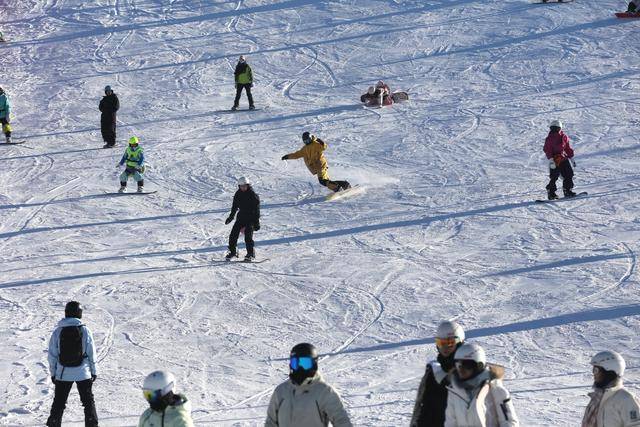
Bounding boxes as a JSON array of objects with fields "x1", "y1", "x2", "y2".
[
  {"x1": 0, "y1": 87, "x2": 4, "y2": 95},
  {"x1": 302, "y1": 132, "x2": 311, "y2": 144},
  {"x1": 289, "y1": 343, "x2": 318, "y2": 385},
  {"x1": 65, "y1": 301, "x2": 83, "y2": 319}
]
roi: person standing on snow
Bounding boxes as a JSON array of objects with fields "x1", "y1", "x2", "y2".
[
  {"x1": 232, "y1": 55, "x2": 255, "y2": 111},
  {"x1": 581, "y1": 351, "x2": 640, "y2": 427},
  {"x1": 444, "y1": 343, "x2": 519, "y2": 427},
  {"x1": 281, "y1": 132, "x2": 351, "y2": 193},
  {"x1": 410, "y1": 321, "x2": 466, "y2": 427},
  {"x1": 117, "y1": 136, "x2": 145, "y2": 193},
  {"x1": 99, "y1": 85, "x2": 119, "y2": 148},
  {"x1": 138, "y1": 370, "x2": 194, "y2": 427},
  {"x1": 46, "y1": 301, "x2": 99, "y2": 427},
  {"x1": 225, "y1": 177, "x2": 260, "y2": 261},
  {"x1": 543, "y1": 119, "x2": 577, "y2": 200},
  {"x1": 265, "y1": 343, "x2": 353, "y2": 427},
  {"x1": 0, "y1": 86, "x2": 13, "y2": 143}
]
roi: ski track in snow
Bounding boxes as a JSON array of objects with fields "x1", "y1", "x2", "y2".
[{"x1": 2, "y1": 0, "x2": 640, "y2": 425}]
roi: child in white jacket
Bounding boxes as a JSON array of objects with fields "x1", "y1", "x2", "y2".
[{"x1": 445, "y1": 343, "x2": 519, "y2": 427}]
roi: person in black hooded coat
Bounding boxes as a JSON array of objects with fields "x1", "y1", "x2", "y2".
[
  {"x1": 224, "y1": 177, "x2": 260, "y2": 261},
  {"x1": 99, "y1": 85, "x2": 119, "y2": 148}
]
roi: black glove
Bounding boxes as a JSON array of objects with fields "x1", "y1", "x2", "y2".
[
  {"x1": 254, "y1": 222, "x2": 260, "y2": 231},
  {"x1": 281, "y1": 155, "x2": 288, "y2": 160},
  {"x1": 51, "y1": 376, "x2": 56, "y2": 384},
  {"x1": 91, "y1": 375, "x2": 97, "y2": 382},
  {"x1": 250, "y1": 83, "x2": 253, "y2": 88},
  {"x1": 225, "y1": 215, "x2": 233, "y2": 225}
]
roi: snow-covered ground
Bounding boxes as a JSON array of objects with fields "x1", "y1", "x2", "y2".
[{"x1": 1, "y1": 0, "x2": 640, "y2": 425}]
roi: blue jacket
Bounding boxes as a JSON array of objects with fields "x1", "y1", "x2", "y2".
[
  {"x1": 0, "y1": 93, "x2": 10, "y2": 120},
  {"x1": 47, "y1": 317, "x2": 97, "y2": 382}
]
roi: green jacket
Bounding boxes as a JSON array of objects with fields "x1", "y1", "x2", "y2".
[
  {"x1": 234, "y1": 62, "x2": 253, "y2": 84},
  {"x1": 138, "y1": 394, "x2": 194, "y2": 427}
]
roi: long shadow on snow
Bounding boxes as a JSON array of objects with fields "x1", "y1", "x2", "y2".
[
  {"x1": 1, "y1": 0, "x2": 317, "y2": 48},
  {"x1": 0, "y1": 147, "x2": 103, "y2": 162},
  {"x1": 481, "y1": 253, "x2": 629, "y2": 277},
  {"x1": 319, "y1": 304, "x2": 640, "y2": 357}
]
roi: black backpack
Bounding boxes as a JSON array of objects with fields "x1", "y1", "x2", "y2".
[{"x1": 59, "y1": 326, "x2": 85, "y2": 367}]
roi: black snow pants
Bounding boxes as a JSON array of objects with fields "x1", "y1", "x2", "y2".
[
  {"x1": 229, "y1": 220, "x2": 255, "y2": 257},
  {"x1": 100, "y1": 113, "x2": 116, "y2": 145},
  {"x1": 46, "y1": 379, "x2": 98, "y2": 427},
  {"x1": 546, "y1": 159, "x2": 574, "y2": 194},
  {"x1": 233, "y1": 84, "x2": 254, "y2": 108}
]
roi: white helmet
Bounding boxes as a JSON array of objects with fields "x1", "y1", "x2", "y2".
[
  {"x1": 237, "y1": 176, "x2": 250, "y2": 186},
  {"x1": 142, "y1": 370, "x2": 175, "y2": 400},
  {"x1": 436, "y1": 320, "x2": 465, "y2": 342},
  {"x1": 454, "y1": 343, "x2": 486, "y2": 365},
  {"x1": 367, "y1": 86, "x2": 375, "y2": 95},
  {"x1": 591, "y1": 351, "x2": 625, "y2": 376},
  {"x1": 550, "y1": 119, "x2": 562, "y2": 129}
]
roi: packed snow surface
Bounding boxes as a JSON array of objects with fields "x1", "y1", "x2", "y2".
[{"x1": 1, "y1": 0, "x2": 640, "y2": 425}]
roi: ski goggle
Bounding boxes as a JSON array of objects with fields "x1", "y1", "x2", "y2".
[
  {"x1": 435, "y1": 337, "x2": 458, "y2": 348},
  {"x1": 290, "y1": 356, "x2": 314, "y2": 371},
  {"x1": 143, "y1": 389, "x2": 162, "y2": 403},
  {"x1": 454, "y1": 359, "x2": 478, "y2": 371}
]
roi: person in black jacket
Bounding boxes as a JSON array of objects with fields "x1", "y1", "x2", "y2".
[
  {"x1": 410, "y1": 320, "x2": 466, "y2": 427},
  {"x1": 224, "y1": 177, "x2": 260, "y2": 261},
  {"x1": 99, "y1": 85, "x2": 119, "y2": 148}
]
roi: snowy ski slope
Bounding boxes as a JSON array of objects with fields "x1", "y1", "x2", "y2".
[{"x1": 1, "y1": 0, "x2": 640, "y2": 425}]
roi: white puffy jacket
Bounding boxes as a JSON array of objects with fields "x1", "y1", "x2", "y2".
[
  {"x1": 587, "y1": 383, "x2": 640, "y2": 427},
  {"x1": 265, "y1": 373, "x2": 352, "y2": 427},
  {"x1": 47, "y1": 317, "x2": 97, "y2": 382},
  {"x1": 445, "y1": 367, "x2": 519, "y2": 427}
]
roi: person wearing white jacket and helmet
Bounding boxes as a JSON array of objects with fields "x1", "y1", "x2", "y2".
[
  {"x1": 265, "y1": 343, "x2": 352, "y2": 427},
  {"x1": 445, "y1": 343, "x2": 519, "y2": 427},
  {"x1": 46, "y1": 301, "x2": 98, "y2": 427},
  {"x1": 138, "y1": 370, "x2": 194, "y2": 427},
  {"x1": 582, "y1": 350, "x2": 640, "y2": 427}
]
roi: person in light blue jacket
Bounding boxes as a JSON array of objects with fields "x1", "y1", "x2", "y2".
[
  {"x1": 46, "y1": 301, "x2": 99, "y2": 427},
  {"x1": 0, "y1": 86, "x2": 12, "y2": 143}
]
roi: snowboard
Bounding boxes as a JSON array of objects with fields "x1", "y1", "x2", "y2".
[
  {"x1": 105, "y1": 190, "x2": 158, "y2": 195},
  {"x1": 391, "y1": 91, "x2": 409, "y2": 102},
  {"x1": 325, "y1": 185, "x2": 365, "y2": 202},
  {"x1": 223, "y1": 257, "x2": 269, "y2": 264},
  {"x1": 2, "y1": 141, "x2": 26, "y2": 145},
  {"x1": 533, "y1": 0, "x2": 574, "y2": 3},
  {"x1": 535, "y1": 191, "x2": 587, "y2": 203},
  {"x1": 615, "y1": 12, "x2": 640, "y2": 17}
]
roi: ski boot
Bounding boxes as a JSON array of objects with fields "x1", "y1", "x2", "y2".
[
  {"x1": 118, "y1": 186, "x2": 126, "y2": 193},
  {"x1": 547, "y1": 191, "x2": 558, "y2": 200},
  {"x1": 249, "y1": 105, "x2": 256, "y2": 111},
  {"x1": 563, "y1": 189, "x2": 576, "y2": 198},
  {"x1": 225, "y1": 251, "x2": 238, "y2": 260},
  {"x1": 5, "y1": 136, "x2": 11, "y2": 144},
  {"x1": 244, "y1": 253, "x2": 255, "y2": 262},
  {"x1": 137, "y1": 187, "x2": 144, "y2": 193},
  {"x1": 231, "y1": 105, "x2": 238, "y2": 111}
]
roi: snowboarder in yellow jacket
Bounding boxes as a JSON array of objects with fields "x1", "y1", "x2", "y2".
[{"x1": 281, "y1": 132, "x2": 350, "y2": 192}]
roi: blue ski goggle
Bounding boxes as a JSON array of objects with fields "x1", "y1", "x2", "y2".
[
  {"x1": 290, "y1": 356, "x2": 314, "y2": 371},
  {"x1": 143, "y1": 389, "x2": 163, "y2": 403}
]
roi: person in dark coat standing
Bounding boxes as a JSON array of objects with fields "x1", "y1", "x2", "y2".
[
  {"x1": 410, "y1": 321, "x2": 466, "y2": 427},
  {"x1": 232, "y1": 55, "x2": 255, "y2": 111},
  {"x1": 225, "y1": 177, "x2": 260, "y2": 261},
  {"x1": 46, "y1": 301, "x2": 98, "y2": 427},
  {"x1": 99, "y1": 85, "x2": 119, "y2": 148}
]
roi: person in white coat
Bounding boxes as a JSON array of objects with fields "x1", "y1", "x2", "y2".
[
  {"x1": 265, "y1": 343, "x2": 352, "y2": 427},
  {"x1": 46, "y1": 301, "x2": 98, "y2": 427},
  {"x1": 445, "y1": 343, "x2": 519, "y2": 427},
  {"x1": 138, "y1": 370, "x2": 194, "y2": 427},
  {"x1": 582, "y1": 350, "x2": 640, "y2": 427}
]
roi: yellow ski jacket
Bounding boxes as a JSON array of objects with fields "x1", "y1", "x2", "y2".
[{"x1": 284, "y1": 137, "x2": 328, "y2": 176}]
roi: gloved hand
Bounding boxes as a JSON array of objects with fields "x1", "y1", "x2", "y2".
[
  {"x1": 250, "y1": 83, "x2": 253, "y2": 88},
  {"x1": 225, "y1": 215, "x2": 233, "y2": 225},
  {"x1": 91, "y1": 375, "x2": 97, "y2": 383},
  {"x1": 570, "y1": 158, "x2": 576, "y2": 167},
  {"x1": 254, "y1": 222, "x2": 260, "y2": 231},
  {"x1": 51, "y1": 376, "x2": 56, "y2": 384},
  {"x1": 548, "y1": 159, "x2": 556, "y2": 170},
  {"x1": 281, "y1": 155, "x2": 288, "y2": 160}
]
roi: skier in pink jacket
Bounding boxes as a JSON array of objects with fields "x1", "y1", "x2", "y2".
[{"x1": 543, "y1": 120, "x2": 577, "y2": 200}]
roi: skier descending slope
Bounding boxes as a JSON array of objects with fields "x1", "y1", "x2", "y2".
[
  {"x1": 224, "y1": 177, "x2": 260, "y2": 262},
  {"x1": 543, "y1": 120, "x2": 578, "y2": 200},
  {"x1": 0, "y1": 86, "x2": 13, "y2": 143},
  {"x1": 281, "y1": 132, "x2": 351, "y2": 193},
  {"x1": 117, "y1": 136, "x2": 145, "y2": 193},
  {"x1": 410, "y1": 321, "x2": 466, "y2": 427}
]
